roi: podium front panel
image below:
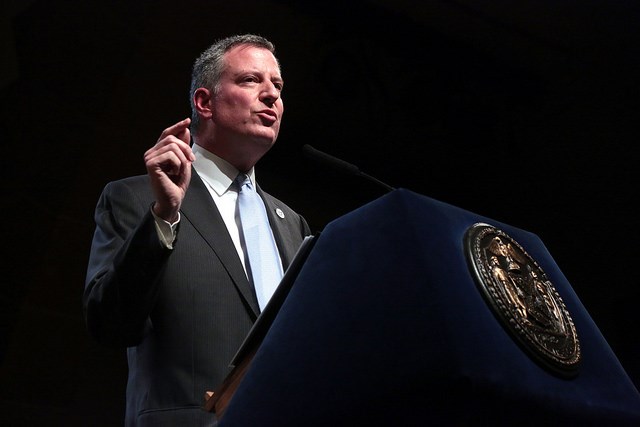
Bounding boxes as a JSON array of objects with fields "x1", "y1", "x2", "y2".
[{"x1": 220, "y1": 189, "x2": 640, "y2": 426}]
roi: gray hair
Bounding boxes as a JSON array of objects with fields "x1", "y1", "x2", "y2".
[{"x1": 189, "y1": 34, "x2": 278, "y2": 131}]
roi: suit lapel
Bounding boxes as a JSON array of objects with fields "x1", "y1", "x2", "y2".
[
  {"x1": 257, "y1": 185, "x2": 296, "y2": 270},
  {"x1": 180, "y1": 170, "x2": 260, "y2": 317}
]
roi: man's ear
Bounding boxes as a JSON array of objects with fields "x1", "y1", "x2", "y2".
[{"x1": 193, "y1": 88, "x2": 213, "y2": 119}]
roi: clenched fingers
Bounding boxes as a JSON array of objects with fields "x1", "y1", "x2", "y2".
[{"x1": 144, "y1": 118, "x2": 195, "y2": 177}]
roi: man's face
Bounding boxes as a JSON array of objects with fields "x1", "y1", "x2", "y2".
[{"x1": 210, "y1": 45, "x2": 284, "y2": 158}]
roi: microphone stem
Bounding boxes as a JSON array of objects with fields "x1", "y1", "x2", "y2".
[{"x1": 359, "y1": 172, "x2": 395, "y2": 193}]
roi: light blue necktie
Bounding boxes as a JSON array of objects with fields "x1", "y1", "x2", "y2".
[{"x1": 236, "y1": 174, "x2": 283, "y2": 310}]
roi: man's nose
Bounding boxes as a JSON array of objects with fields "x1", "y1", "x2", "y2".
[{"x1": 260, "y1": 82, "x2": 280, "y2": 105}]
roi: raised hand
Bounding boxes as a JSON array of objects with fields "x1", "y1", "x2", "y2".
[{"x1": 144, "y1": 118, "x2": 195, "y2": 222}]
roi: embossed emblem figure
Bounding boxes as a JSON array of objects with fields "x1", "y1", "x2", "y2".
[{"x1": 465, "y1": 223, "x2": 581, "y2": 376}]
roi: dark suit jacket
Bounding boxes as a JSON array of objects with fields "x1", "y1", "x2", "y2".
[{"x1": 83, "y1": 168, "x2": 311, "y2": 426}]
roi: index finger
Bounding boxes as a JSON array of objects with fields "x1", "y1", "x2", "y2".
[{"x1": 159, "y1": 118, "x2": 191, "y2": 141}]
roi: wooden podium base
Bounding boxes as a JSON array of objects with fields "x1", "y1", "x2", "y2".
[{"x1": 204, "y1": 347, "x2": 257, "y2": 418}]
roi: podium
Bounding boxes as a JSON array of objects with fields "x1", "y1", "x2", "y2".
[{"x1": 215, "y1": 189, "x2": 640, "y2": 426}]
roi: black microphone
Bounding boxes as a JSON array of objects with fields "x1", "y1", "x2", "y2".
[{"x1": 302, "y1": 144, "x2": 395, "y2": 193}]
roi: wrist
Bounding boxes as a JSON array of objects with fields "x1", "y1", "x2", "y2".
[{"x1": 152, "y1": 202, "x2": 179, "y2": 223}]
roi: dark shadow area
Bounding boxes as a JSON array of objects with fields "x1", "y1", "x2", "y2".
[{"x1": 1, "y1": 0, "x2": 638, "y2": 424}]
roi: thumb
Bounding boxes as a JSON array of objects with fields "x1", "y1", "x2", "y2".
[
  {"x1": 181, "y1": 157, "x2": 192, "y2": 190},
  {"x1": 179, "y1": 126, "x2": 191, "y2": 145}
]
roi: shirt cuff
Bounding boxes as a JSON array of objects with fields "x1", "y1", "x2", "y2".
[{"x1": 151, "y1": 208, "x2": 180, "y2": 249}]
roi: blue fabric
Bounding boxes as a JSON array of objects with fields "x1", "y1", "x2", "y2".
[
  {"x1": 236, "y1": 174, "x2": 283, "y2": 310},
  {"x1": 221, "y1": 188, "x2": 640, "y2": 426}
]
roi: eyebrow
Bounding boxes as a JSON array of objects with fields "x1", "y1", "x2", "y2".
[{"x1": 232, "y1": 69, "x2": 284, "y2": 85}]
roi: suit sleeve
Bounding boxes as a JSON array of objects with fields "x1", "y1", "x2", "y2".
[{"x1": 83, "y1": 179, "x2": 172, "y2": 348}]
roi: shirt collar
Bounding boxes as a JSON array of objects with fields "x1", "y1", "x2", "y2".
[{"x1": 192, "y1": 143, "x2": 256, "y2": 195}]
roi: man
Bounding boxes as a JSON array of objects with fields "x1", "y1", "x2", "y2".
[{"x1": 84, "y1": 34, "x2": 311, "y2": 426}]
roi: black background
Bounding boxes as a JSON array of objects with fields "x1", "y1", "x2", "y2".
[{"x1": 1, "y1": 1, "x2": 639, "y2": 425}]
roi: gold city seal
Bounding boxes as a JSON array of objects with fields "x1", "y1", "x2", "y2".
[{"x1": 464, "y1": 223, "x2": 581, "y2": 377}]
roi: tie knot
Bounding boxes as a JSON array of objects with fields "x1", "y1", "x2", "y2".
[{"x1": 235, "y1": 173, "x2": 252, "y2": 191}]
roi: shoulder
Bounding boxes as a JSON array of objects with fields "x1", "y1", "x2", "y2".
[
  {"x1": 101, "y1": 174, "x2": 150, "y2": 196},
  {"x1": 98, "y1": 174, "x2": 154, "y2": 208},
  {"x1": 260, "y1": 188, "x2": 299, "y2": 217},
  {"x1": 103, "y1": 174, "x2": 150, "y2": 192},
  {"x1": 259, "y1": 187, "x2": 310, "y2": 233}
]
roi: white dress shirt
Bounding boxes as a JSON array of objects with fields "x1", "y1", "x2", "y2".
[
  {"x1": 152, "y1": 143, "x2": 281, "y2": 279},
  {"x1": 191, "y1": 143, "x2": 249, "y2": 274}
]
